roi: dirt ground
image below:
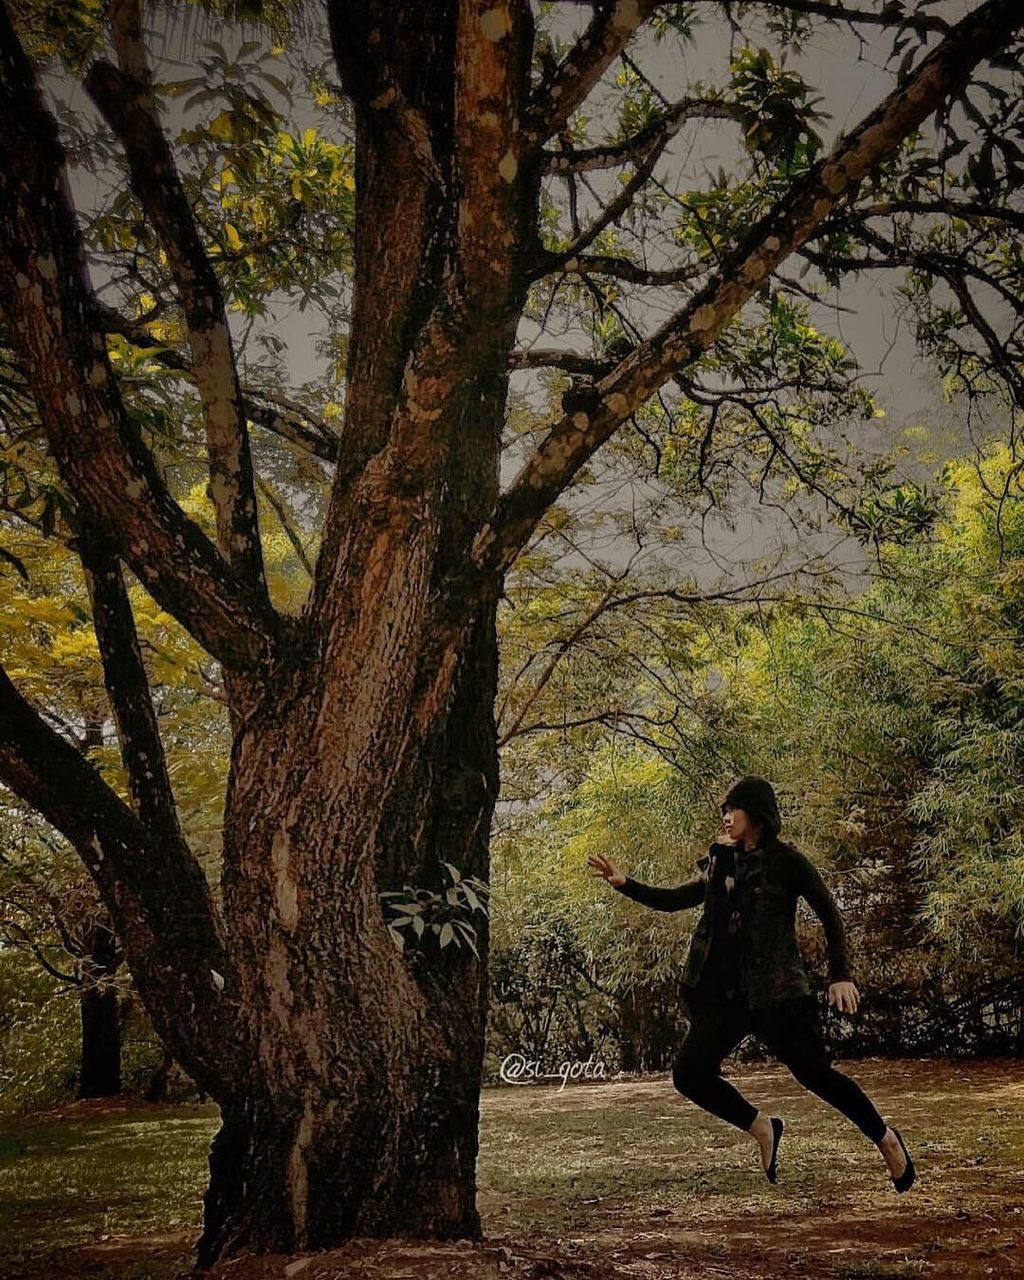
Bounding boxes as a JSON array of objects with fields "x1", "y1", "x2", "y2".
[{"x1": 2, "y1": 1058, "x2": 1022, "y2": 1279}]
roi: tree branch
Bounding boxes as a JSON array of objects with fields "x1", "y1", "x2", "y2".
[
  {"x1": 528, "y1": 124, "x2": 681, "y2": 281},
  {"x1": 541, "y1": 95, "x2": 738, "y2": 174},
  {"x1": 473, "y1": 0, "x2": 1024, "y2": 578},
  {"x1": 507, "y1": 347, "x2": 610, "y2": 375},
  {"x1": 944, "y1": 267, "x2": 1024, "y2": 409},
  {"x1": 325, "y1": 0, "x2": 444, "y2": 186},
  {"x1": 523, "y1": 0, "x2": 661, "y2": 148},
  {"x1": 0, "y1": 6, "x2": 276, "y2": 669},
  {"x1": 0, "y1": 660, "x2": 241, "y2": 1096},
  {"x1": 84, "y1": 5, "x2": 268, "y2": 601},
  {"x1": 0, "y1": 917, "x2": 79, "y2": 985},
  {"x1": 858, "y1": 197, "x2": 1024, "y2": 235},
  {"x1": 255, "y1": 474, "x2": 315, "y2": 578},
  {"x1": 453, "y1": 1, "x2": 534, "y2": 305},
  {"x1": 534, "y1": 251, "x2": 707, "y2": 286},
  {"x1": 710, "y1": 0, "x2": 950, "y2": 36},
  {"x1": 77, "y1": 520, "x2": 184, "y2": 836},
  {"x1": 92, "y1": 300, "x2": 342, "y2": 465}
]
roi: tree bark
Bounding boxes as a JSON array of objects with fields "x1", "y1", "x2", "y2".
[
  {"x1": 77, "y1": 939, "x2": 122, "y2": 1099},
  {"x1": 193, "y1": 593, "x2": 500, "y2": 1263}
]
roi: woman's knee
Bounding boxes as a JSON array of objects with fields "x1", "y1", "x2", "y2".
[
  {"x1": 781, "y1": 1053, "x2": 832, "y2": 1090},
  {"x1": 671, "y1": 1053, "x2": 716, "y2": 1098}
]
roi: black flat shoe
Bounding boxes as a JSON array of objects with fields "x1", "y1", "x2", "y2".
[
  {"x1": 889, "y1": 1126, "x2": 916, "y2": 1193},
  {"x1": 764, "y1": 1116, "x2": 784, "y2": 1184}
]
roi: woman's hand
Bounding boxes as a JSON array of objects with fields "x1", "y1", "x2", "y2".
[
  {"x1": 827, "y1": 980, "x2": 860, "y2": 1015},
  {"x1": 587, "y1": 854, "x2": 626, "y2": 888}
]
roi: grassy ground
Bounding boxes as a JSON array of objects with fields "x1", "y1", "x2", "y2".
[{"x1": 1, "y1": 1058, "x2": 1022, "y2": 1279}]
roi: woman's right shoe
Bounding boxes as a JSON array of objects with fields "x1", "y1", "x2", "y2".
[
  {"x1": 889, "y1": 1126, "x2": 916, "y2": 1193},
  {"x1": 764, "y1": 1116, "x2": 784, "y2": 1184}
]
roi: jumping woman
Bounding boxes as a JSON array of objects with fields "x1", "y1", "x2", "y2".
[{"x1": 588, "y1": 774, "x2": 915, "y2": 1191}]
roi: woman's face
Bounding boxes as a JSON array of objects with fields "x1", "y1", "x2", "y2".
[{"x1": 721, "y1": 805, "x2": 758, "y2": 844}]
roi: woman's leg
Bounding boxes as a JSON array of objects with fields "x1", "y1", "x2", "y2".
[
  {"x1": 753, "y1": 996, "x2": 887, "y2": 1142},
  {"x1": 671, "y1": 994, "x2": 758, "y2": 1130}
]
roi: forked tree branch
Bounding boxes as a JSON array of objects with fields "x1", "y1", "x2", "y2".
[
  {"x1": 84, "y1": 2, "x2": 268, "y2": 601},
  {"x1": 0, "y1": 4, "x2": 276, "y2": 670}
]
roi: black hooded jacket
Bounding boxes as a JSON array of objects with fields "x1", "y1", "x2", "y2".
[{"x1": 612, "y1": 777, "x2": 852, "y2": 1008}]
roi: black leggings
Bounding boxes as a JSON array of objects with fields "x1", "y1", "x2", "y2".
[{"x1": 671, "y1": 991, "x2": 887, "y2": 1143}]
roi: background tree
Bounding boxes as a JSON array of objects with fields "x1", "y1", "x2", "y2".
[
  {"x1": 0, "y1": 819, "x2": 127, "y2": 1100},
  {"x1": 495, "y1": 433, "x2": 1024, "y2": 1065},
  {"x1": 0, "y1": 0, "x2": 1022, "y2": 1267}
]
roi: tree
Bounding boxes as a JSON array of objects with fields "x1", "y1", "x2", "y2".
[
  {"x1": 1, "y1": 822, "x2": 126, "y2": 1099},
  {"x1": 0, "y1": 0, "x2": 1022, "y2": 1266}
]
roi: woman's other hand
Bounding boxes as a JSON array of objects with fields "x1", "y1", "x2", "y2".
[
  {"x1": 827, "y1": 980, "x2": 860, "y2": 1015},
  {"x1": 587, "y1": 854, "x2": 626, "y2": 888}
]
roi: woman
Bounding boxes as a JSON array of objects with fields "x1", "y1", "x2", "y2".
[{"x1": 588, "y1": 774, "x2": 915, "y2": 1190}]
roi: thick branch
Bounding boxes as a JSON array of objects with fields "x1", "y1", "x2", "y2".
[
  {"x1": 0, "y1": 7, "x2": 275, "y2": 669},
  {"x1": 473, "y1": 0, "x2": 1024, "y2": 577},
  {"x1": 77, "y1": 521, "x2": 184, "y2": 837},
  {"x1": 454, "y1": 1, "x2": 533, "y2": 306},
  {"x1": 523, "y1": 0, "x2": 661, "y2": 147},
  {"x1": 326, "y1": 0, "x2": 444, "y2": 185},
  {"x1": 84, "y1": 43, "x2": 268, "y2": 600},
  {"x1": 0, "y1": 661, "x2": 241, "y2": 1096}
]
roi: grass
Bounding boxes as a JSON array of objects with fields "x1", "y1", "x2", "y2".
[
  {"x1": 0, "y1": 1101, "x2": 215, "y2": 1267},
  {"x1": 1, "y1": 1059, "x2": 1023, "y2": 1278}
]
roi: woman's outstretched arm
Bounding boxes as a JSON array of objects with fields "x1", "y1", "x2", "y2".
[{"x1": 588, "y1": 853, "x2": 707, "y2": 912}]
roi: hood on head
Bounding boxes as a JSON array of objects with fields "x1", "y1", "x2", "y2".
[{"x1": 720, "y1": 774, "x2": 782, "y2": 839}]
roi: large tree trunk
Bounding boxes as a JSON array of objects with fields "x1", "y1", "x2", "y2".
[
  {"x1": 195, "y1": 595, "x2": 501, "y2": 1265},
  {"x1": 195, "y1": 1, "x2": 523, "y2": 1247}
]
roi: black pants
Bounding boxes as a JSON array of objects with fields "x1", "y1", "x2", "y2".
[{"x1": 671, "y1": 990, "x2": 887, "y2": 1143}]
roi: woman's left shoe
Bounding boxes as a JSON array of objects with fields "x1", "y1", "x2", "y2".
[
  {"x1": 889, "y1": 1127, "x2": 916, "y2": 1193},
  {"x1": 764, "y1": 1116, "x2": 784, "y2": 1184}
]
